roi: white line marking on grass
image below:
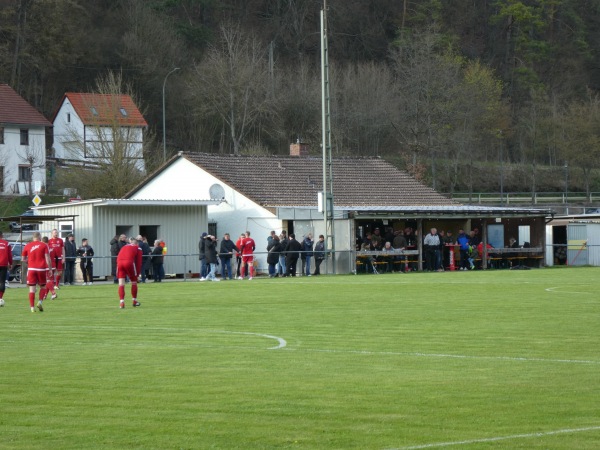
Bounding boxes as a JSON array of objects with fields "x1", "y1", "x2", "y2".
[
  {"x1": 297, "y1": 348, "x2": 600, "y2": 365},
  {"x1": 390, "y1": 425, "x2": 600, "y2": 449},
  {"x1": 213, "y1": 330, "x2": 287, "y2": 350},
  {"x1": 545, "y1": 286, "x2": 592, "y2": 294}
]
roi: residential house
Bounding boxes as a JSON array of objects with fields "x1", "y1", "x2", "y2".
[
  {"x1": 0, "y1": 83, "x2": 51, "y2": 195},
  {"x1": 51, "y1": 93, "x2": 147, "y2": 172}
]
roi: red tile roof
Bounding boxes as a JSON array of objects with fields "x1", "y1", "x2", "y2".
[
  {"x1": 128, "y1": 152, "x2": 457, "y2": 208},
  {"x1": 55, "y1": 93, "x2": 147, "y2": 127},
  {"x1": 0, "y1": 84, "x2": 51, "y2": 126}
]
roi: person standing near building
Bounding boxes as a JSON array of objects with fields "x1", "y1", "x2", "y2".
[
  {"x1": 64, "y1": 234, "x2": 77, "y2": 285},
  {"x1": 201, "y1": 234, "x2": 220, "y2": 281},
  {"x1": 235, "y1": 233, "x2": 245, "y2": 277},
  {"x1": 110, "y1": 234, "x2": 127, "y2": 283},
  {"x1": 278, "y1": 232, "x2": 288, "y2": 277},
  {"x1": 151, "y1": 240, "x2": 164, "y2": 282},
  {"x1": 0, "y1": 231, "x2": 13, "y2": 304},
  {"x1": 198, "y1": 232, "x2": 208, "y2": 280},
  {"x1": 22, "y1": 232, "x2": 52, "y2": 312},
  {"x1": 48, "y1": 228, "x2": 65, "y2": 289},
  {"x1": 117, "y1": 237, "x2": 142, "y2": 309},
  {"x1": 286, "y1": 233, "x2": 302, "y2": 277},
  {"x1": 238, "y1": 231, "x2": 256, "y2": 280},
  {"x1": 136, "y1": 235, "x2": 151, "y2": 283},
  {"x1": 302, "y1": 233, "x2": 314, "y2": 276},
  {"x1": 313, "y1": 234, "x2": 326, "y2": 276},
  {"x1": 219, "y1": 233, "x2": 238, "y2": 280},
  {"x1": 77, "y1": 238, "x2": 94, "y2": 285},
  {"x1": 423, "y1": 228, "x2": 441, "y2": 271}
]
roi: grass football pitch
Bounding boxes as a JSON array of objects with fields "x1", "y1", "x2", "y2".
[{"x1": 1, "y1": 267, "x2": 599, "y2": 449}]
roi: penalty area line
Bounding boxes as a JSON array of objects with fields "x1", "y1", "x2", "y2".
[{"x1": 390, "y1": 425, "x2": 600, "y2": 449}]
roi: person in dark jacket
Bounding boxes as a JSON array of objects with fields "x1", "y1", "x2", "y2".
[
  {"x1": 219, "y1": 233, "x2": 238, "y2": 280},
  {"x1": 136, "y1": 235, "x2": 151, "y2": 283},
  {"x1": 302, "y1": 233, "x2": 314, "y2": 276},
  {"x1": 198, "y1": 232, "x2": 208, "y2": 279},
  {"x1": 201, "y1": 235, "x2": 219, "y2": 281},
  {"x1": 110, "y1": 234, "x2": 127, "y2": 283},
  {"x1": 151, "y1": 240, "x2": 164, "y2": 282},
  {"x1": 278, "y1": 232, "x2": 288, "y2": 276},
  {"x1": 286, "y1": 234, "x2": 302, "y2": 277},
  {"x1": 64, "y1": 234, "x2": 77, "y2": 285},
  {"x1": 77, "y1": 238, "x2": 95, "y2": 285},
  {"x1": 267, "y1": 235, "x2": 281, "y2": 277},
  {"x1": 313, "y1": 235, "x2": 326, "y2": 275}
]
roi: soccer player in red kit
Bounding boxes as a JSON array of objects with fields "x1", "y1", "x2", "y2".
[
  {"x1": 238, "y1": 231, "x2": 256, "y2": 280},
  {"x1": 117, "y1": 237, "x2": 143, "y2": 309},
  {"x1": 48, "y1": 228, "x2": 65, "y2": 288},
  {"x1": 41, "y1": 236, "x2": 58, "y2": 301},
  {"x1": 22, "y1": 232, "x2": 52, "y2": 312},
  {"x1": 0, "y1": 231, "x2": 13, "y2": 303}
]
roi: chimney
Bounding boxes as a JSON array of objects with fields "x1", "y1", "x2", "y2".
[{"x1": 290, "y1": 142, "x2": 309, "y2": 157}]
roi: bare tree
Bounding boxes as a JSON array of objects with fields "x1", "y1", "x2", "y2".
[{"x1": 190, "y1": 24, "x2": 272, "y2": 155}]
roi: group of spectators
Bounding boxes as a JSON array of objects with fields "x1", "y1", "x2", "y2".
[
  {"x1": 196, "y1": 230, "x2": 327, "y2": 280},
  {"x1": 357, "y1": 225, "x2": 503, "y2": 273},
  {"x1": 265, "y1": 231, "x2": 326, "y2": 278},
  {"x1": 110, "y1": 234, "x2": 166, "y2": 283}
]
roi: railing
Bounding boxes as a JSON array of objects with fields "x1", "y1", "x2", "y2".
[{"x1": 447, "y1": 192, "x2": 600, "y2": 205}]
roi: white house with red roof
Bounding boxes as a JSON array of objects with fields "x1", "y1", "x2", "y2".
[
  {"x1": 51, "y1": 93, "x2": 147, "y2": 172},
  {"x1": 0, "y1": 83, "x2": 51, "y2": 195}
]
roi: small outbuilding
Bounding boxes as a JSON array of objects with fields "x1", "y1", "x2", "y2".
[{"x1": 30, "y1": 198, "x2": 220, "y2": 279}]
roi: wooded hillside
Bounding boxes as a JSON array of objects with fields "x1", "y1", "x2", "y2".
[{"x1": 2, "y1": 0, "x2": 600, "y2": 194}]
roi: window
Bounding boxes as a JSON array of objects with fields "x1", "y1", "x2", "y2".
[
  {"x1": 20, "y1": 129, "x2": 29, "y2": 145},
  {"x1": 0, "y1": 166, "x2": 4, "y2": 192},
  {"x1": 0, "y1": 127, "x2": 4, "y2": 144},
  {"x1": 18, "y1": 165, "x2": 31, "y2": 181},
  {"x1": 90, "y1": 106, "x2": 98, "y2": 116},
  {"x1": 119, "y1": 108, "x2": 128, "y2": 117},
  {"x1": 67, "y1": 113, "x2": 71, "y2": 123},
  {"x1": 58, "y1": 222, "x2": 73, "y2": 239}
]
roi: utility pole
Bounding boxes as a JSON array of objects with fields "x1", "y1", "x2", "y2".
[
  {"x1": 162, "y1": 67, "x2": 180, "y2": 163},
  {"x1": 321, "y1": 0, "x2": 335, "y2": 273}
]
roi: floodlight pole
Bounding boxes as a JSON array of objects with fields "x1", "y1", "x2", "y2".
[
  {"x1": 162, "y1": 67, "x2": 180, "y2": 163},
  {"x1": 321, "y1": 1, "x2": 335, "y2": 274}
]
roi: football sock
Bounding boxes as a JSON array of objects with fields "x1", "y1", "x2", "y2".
[
  {"x1": 29, "y1": 292, "x2": 35, "y2": 307},
  {"x1": 118, "y1": 285, "x2": 125, "y2": 300},
  {"x1": 131, "y1": 283, "x2": 138, "y2": 299}
]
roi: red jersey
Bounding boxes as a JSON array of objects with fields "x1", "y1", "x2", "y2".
[
  {"x1": 48, "y1": 246, "x2": 57, "y2": 269},
  {"x1": 48, "y1": 237, "x2": 64, "y2": 262},
  {"x1": 235, "y1": 237, "x2": 244, "y2": 257},
  {"x1": 0, "y1": 239, "x2": 13, "y2": 267},
  {"x1": 117, "y1": 244, "x2": 142, "y2": 272},
  {"x1": 22, "y1": 241, "x2": 50, "y2": 270},
  {"x1": 240, "y1": 237, "x2": 256, "y2": 256}
]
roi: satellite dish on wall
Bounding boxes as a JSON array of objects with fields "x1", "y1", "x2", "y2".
[{"x1": 209, "y1": 183, "x2": 226, "y2": 200}]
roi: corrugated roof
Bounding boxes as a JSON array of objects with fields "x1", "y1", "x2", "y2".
[
  {"x1": 54, "y1": 93, "x2": 148, "y2": 127},
  {"x1": 0, "y1": 84, "x2": 52, "y2": 126},
  {"x1": 180, "y1": 152, "x2": 457, "y2": 208}
]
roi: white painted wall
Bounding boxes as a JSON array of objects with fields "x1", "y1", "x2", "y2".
[
  {"x1": 130, "y1": 158, "x2": 283, "y2": 271},
  {"x1": 0, "y1": 124, "x2": 46, "y2": 194}
]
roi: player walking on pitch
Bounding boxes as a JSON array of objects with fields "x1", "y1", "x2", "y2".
[
  {"x1": 22, "y1": 232, "x2": 52, "y2": 312},
  {"x1": 117, "y1": 237, "x2": 143, "y2": 309}
]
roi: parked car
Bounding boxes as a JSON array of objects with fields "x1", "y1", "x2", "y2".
[
  {"x1": 8, "y1": 242, "x2": 23, "y2": 282},
  {"x1": 9, "y1": 222, "x2": 36, "y2": 232},
  {"x1": 584, "y1": 208, "x2": 600, "y2": 214}
]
